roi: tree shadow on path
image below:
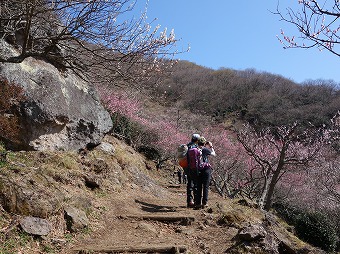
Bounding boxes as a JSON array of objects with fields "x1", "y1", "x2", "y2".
[{"x1": 134, "y1": 199, "x2": 179, "y2": 213}]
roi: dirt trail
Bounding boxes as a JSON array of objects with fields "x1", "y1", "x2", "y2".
[{"x1": 69, "y1": 180, "x2": 239, "y2": 254}]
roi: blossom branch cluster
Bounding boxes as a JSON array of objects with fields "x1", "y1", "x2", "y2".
[{"x1": 276, "y1": 0, "x2": 340, "y2": 56}]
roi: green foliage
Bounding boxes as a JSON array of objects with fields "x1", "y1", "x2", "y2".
[
  {"x1": 137, "y1": 145, "x2": 160, "y2": 160},
  {"x1": 274, "y1": 202, "x2": 339, "y2": 252},
  {"x1": 0, "y1": 160, "x2": 6, "y2": 168},
  {"x1": 111, "y1": 112, "x2": 137, "y2": 144},
  {"x1": 64, "y1": 233, "x2": 73, "y2": 243},
  {"x1": 111, "y1": 112, "x2": 158, "y2": 155},
  {"x1": 81, "y1": 226, "x2": 92, "y2": 235},
  {"x1": 0, "y1": 160, "x2": 7, "y2": 168},
  {"x1": 0, "y1": 141, "x2": 5, "y2": 152},
  {"x1": 42, "y1": 244, "x2": 56, "y2": 253},
  {"x1": 296, "y1": 212, "x2": 338, "y2": 252},
  {"x1": 273, "y1": 202, "x2": 301, "y2": 225},
  {"x1": 0, "y1": 142, "x2": 7, "y2": 168}
]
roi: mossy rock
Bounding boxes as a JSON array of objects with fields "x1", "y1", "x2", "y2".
[{"x1": 217, "y1": 210, "x2": 246, "y2": 228}]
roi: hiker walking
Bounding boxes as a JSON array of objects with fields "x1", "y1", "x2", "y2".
[
  {"x1": 195, "y1": 136, "x2": 216, "y2": 209},
  {"x1": 185, "y1": 133, "x2": 200, "y2": 207}
]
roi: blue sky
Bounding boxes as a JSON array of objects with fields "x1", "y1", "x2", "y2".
[{"x1": 139, "y1": 1, "x2": 339, "y2": 84}]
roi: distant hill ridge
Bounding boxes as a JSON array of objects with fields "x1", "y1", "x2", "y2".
[{"x1": 153, "y1": 61, "x2": 340, "y2": 128}]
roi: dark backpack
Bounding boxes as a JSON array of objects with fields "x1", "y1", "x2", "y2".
[
  {"x1": 187, "y1": 146, "x2": 212, "y2": 173},
  {"x1": 187, "y1": 147, "x2": 202, "y2": 171}
]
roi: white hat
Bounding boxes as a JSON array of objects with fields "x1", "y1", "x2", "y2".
[{"x1": 192, "y1": 133, "x2": 200, "y2": 140}]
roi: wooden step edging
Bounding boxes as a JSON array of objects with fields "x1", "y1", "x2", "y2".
[
  {"x1": 124, "y1": 214, "x2": 195, "y2": 225},
  {"x1": 75, "y1": 245, "x2": 187, "y2": 254}
]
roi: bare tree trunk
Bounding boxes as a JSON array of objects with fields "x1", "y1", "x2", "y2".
[
  {"x1": 264, "y1": 148, "x2": 287, "y2": 211},
  {"x1": 264, "y1": 168, "x2": 281, "y2": 211},
  {"x1": 258, "y1": 175, "x2": 270, "y2": 209}
]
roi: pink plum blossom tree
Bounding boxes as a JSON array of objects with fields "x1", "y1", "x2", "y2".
[
  {"x1": 102, "y1": 91, "x2": 190, "y2": 167},
  {"x1": 237, "y1": 122, "x2": 325, "y2": 210},
  {"x1": 200, "y1": 125, "x2": 249, "y2": 198}
]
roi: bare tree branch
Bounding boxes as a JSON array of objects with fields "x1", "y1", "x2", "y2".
[
  {"x1": 275, "y1": 0, "x2": 340, "y2": 56},
  {"x1": 0, "y1": 0, "x2": 185, "y2": 88}
]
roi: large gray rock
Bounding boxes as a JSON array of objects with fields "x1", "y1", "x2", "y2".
[
  {"x1": 238, "y1": 224, "x2": 267, "y2": 241},
  {"x1": 0, "y1": 39, "x2": 112, "y2": 151},
  {"x1": 64, "y1": 206, "x2": 89, "y2": 233},
  {"x1": 20, "y1": 216, "x2": 51, "y2": 236}
]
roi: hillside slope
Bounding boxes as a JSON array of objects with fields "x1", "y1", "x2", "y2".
[
  {"x1": 152, "y1": 61, "x2": 340, "y2": 128},
  {"x1": 0, "y1": 135, "x2": 324, "y2": 254}
]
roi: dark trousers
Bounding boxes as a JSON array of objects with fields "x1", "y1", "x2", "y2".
[
  {"x1": 183, "y1": 174, "x2": 187, "y2": 184},
  {"x1": 189, "y1": 169, "x2": 200, "y2": 206},
  {"x1": 185, "y1": 170, "x2": 194, "y2": 205},
  {"x1": 195, "y1": 168, "x2": 212, "y2": 206}
]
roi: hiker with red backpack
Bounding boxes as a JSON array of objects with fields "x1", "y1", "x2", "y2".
[
  {"x1": 178, "y1": 134, "x2": 216, "y2": 208},
  {"x1": 177, "y1": 133, "x2": 200, "y2": 207},
  {"x1": 195, "y1": 137, "x2": 216, "y2": 209}
]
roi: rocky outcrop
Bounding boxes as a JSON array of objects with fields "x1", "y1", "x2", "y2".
[
  {"x1": 228, "y1": 222, "x2": 325, "y2": 254},
  {"x1": 0, "y1": 171, "x2": 66, "y2": 218},
  {"x1": 0, "y1": 136, "x2": 127, "y2": 218},
  {"x1": 0, "y1": 39, "x2": 112, "y2": 151},
  {"x1": 238, "y1": 224, "x2": 267, "y2": 241}
]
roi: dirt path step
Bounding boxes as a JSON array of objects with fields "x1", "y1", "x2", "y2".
[
  {"x1": 166, "y1": 185, "x2": 182, "y2": 189},
  {"x1": 74, "y1": 244, "x2": 187, "y2": 254},
  {"x1": 123, "y1": 214, "x2": 195, "y2": 225}
]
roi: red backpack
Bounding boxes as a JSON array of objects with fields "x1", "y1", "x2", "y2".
[{"x1": 177, "y1": 144, "x2": 189, "y2": 168}]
